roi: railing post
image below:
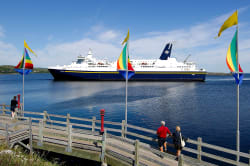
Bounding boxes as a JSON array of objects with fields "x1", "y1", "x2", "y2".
[
  {"x1": 2, "y1": 104, "x2": 5, "y2": 115},
  {"x1": 65, "y1": 113, "x2": 72, "y2": 152},
  {"x1": 38, "y1": 120, "x2": 43, "y2": 146},
  {"x1": 197, "y1": 137, "x2": 202, "y2": 161},
  {"x1": 29, "y1": 117, "x2": 33, "y2": 154},
  {"x1": 121, "y1": 120, "x2": 125, "y2": 137},
  {"x1": 134, "y1": 139, "x2": 139, "y2": 166},
  {"x1": 5, "y1": 123, "x2": 9, "y2": 147},
  {"x1": 43, "y1": 110, "x2": 47, "y2": 126},
  {"x1": 100, "y1": 130, "x2": 106, "y2": 164},
  {"x1": 20, "y1": 104, "x2": 23, "y2": 117},
  {"x1": 65, "y1": 124, "x2": 72, "y2": 153},
  {"x1": 178, "y1": 154, "x2": 184, "y2": 166},
  {"x1": 92, "y1": 116, "x2": 96, "y2": 133},
  {"x1": 66, "y1": 113, "x2": 70, "y2": 127}
]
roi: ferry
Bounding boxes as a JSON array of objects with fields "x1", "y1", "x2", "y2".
[{"x1": 48, "y1": 43, "x2": 207, "y2": 81}]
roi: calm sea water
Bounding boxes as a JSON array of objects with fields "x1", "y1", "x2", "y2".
[{"x1": 0, "y1": 73, "x2": 250, "y2": 155}]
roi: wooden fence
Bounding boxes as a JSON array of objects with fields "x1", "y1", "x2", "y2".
[
  {"x1": 0, "y1": 116, "x2": 32, "y2": 153},
  {"x1": 0, "y1": 104, "x2": 250, "y2": 166}
]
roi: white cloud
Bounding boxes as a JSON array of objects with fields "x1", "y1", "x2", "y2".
[
  {"x1": 0, "y1": 25, "x2": 20, "y2": 65},
  {"x1": 34, "y1": 39, "x2": 121, "y2": 67},
  {"x1": 98, "y1": 30, "x2": 118, "y2": 41},
  {"x1": 90, "y1": 24, "x2": 104, "y2": 33},
  {"x1": 0, "y1": 41, "x2": 20, "y2": 65},
  {"x1": 85, "y1": 25, "x2": 122, "y2": 43}
]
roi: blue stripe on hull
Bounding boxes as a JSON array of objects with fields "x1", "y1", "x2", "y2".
[{"x1": 48, "y1": 69, "x2": 207, "y2": 81}]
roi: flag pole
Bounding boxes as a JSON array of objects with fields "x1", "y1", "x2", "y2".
[
  {"x1": 22, "y1": 50, "x2": 25, "y2": 114},
  {"x1": 23, "y1": 68, "x2": 25, "y2": 114},
  {"x1": 236, "y1": 24, "x2": 240, "y2": 163},
  {"x1": 125, "y1": 39, "x2": 129, "y2": 135}
]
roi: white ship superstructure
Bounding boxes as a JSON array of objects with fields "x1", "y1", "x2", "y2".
[{"x1": 51, "y1": 49, "x2": 203, "y2": 72}]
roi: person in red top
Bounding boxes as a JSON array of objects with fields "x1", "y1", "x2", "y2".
[{"x1": 156, "y1": 121, "x2": 172, "y2": 152}]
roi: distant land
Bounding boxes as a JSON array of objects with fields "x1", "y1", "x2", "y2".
[
  {"x1": 0, "y1": 65, "x2": 48, "y2": 74},
  {"x1": 0, "y1": 65, "x2": 233, "y2": 76},
  {"x1": 207, "y1": 72, "x2": 231, "y2": 76}
]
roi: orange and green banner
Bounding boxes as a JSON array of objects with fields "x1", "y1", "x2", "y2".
[{"x1": 226, "y1": 29, "x2": 243, "y2": 85}]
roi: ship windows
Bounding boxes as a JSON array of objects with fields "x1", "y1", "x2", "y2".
[{"x1": 77, "y1": 59, "x2": 84, "y2": 64}]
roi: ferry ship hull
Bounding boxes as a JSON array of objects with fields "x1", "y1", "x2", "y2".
[{"x1": 48, "y1": 69, "x2": 207, "y2": 81}]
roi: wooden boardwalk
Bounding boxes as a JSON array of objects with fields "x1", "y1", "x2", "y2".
[{"x1": 0, "y1": 104, "x2": 249, "y2": 166}]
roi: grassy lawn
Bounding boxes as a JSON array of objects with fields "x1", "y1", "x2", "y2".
[
  {"x1": 0, "y1": 144, "x2": 59, "y2": 166},
  {"x1": 0, "y1": 65, "x2": 48, "y2": 74}
]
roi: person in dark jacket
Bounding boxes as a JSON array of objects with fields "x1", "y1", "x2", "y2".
[
  {"x1": 10, "y1": 96, "x2": 18, "y2": 118},
  {"x1": 172, "y1": 126, "x2": 187, "y2": 159}
]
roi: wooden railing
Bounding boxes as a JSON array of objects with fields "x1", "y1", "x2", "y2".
[
  {"x1": 0, "y1": 104, "x2": 250, "y2": 166},
  {"x1": 0, "y1": 116, "x2": 32, "y2": 154}
]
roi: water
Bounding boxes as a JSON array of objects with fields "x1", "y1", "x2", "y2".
[{"x1": 0, "y1": 73, "x2": 250, "y2": 155}]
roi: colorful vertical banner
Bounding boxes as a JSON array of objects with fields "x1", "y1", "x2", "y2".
[
  {"x1": 226, "y1": 29, "x2": 243, "y2": 85},
  {"x1": 117, "y1": 30, "x2": 135, "y2": 79},
  {"x1": 14, "y1": 48, "x2": 34, "y2": 75}
]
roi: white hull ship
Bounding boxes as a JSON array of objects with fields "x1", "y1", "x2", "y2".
[{"x1": 48, "y1": 43, "x2": 207, "y2": 81}]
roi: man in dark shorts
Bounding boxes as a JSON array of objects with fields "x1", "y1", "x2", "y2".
[
  {"x1": 11, "y1": 96, "x2": 18, "y2": 119},
  {"x1": 156, "y1": 121, "x2": 172, "y2": 152}
]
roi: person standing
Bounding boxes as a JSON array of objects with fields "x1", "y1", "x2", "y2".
[
  {"x1": 172, "y1": 126, "x2": 187, "y2": 160},
  {"x1": 156, "y1": 121, "x2": 172, "y2": 152},
  {"x1": 10, "y1": 96, "x2": 18, "y2": 119}
]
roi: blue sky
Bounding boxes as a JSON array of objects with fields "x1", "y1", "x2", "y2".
[{"x1": 0, "y1": 0, "x2": 250, "y2": 72}]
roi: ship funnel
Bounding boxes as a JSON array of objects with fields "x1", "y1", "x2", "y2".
[{"x1": 160, "y1": 43, "x2": 172, "y2": 60}]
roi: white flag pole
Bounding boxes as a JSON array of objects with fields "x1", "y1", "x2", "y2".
[
  {"x1": 236, "y1": 24, "x2": 240, "y2": 163},
  {"x1": 22, "y1": 49, "x2": 25, "y2": 113},
  {"x1": 125, "y1": 40, "x2": 129, "y2": 135}
]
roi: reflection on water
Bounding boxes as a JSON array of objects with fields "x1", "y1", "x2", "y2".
[
  {"x1": 0, "y1": 74, "x2": 250, "y2": 154},
  {"x1": 48, "y1": 81, "x2": 126, "y2": 101}
]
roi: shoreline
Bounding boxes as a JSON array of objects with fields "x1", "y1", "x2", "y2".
[
  {"x1": 0, "y1": 65, "x2": 49, "y2": 74},
  {"x1": 0, "y1": 72, "x2": 49, "y2": 75},
  {"x1": 207, "y1": 72, "x2": 231, "y2": 76}
]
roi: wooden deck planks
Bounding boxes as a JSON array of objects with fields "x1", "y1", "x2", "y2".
[{"x1": 0, "y1": 115, "x2": 219, "y2": 166}]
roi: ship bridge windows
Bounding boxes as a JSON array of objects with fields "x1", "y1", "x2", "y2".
[{"x1": 77, "y1": 59, "x2": 84, "y2": 64}]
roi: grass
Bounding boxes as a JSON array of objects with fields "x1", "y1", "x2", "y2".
[{"x1": 0, "y1": 144, "x2": 59, "y2": 166}]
